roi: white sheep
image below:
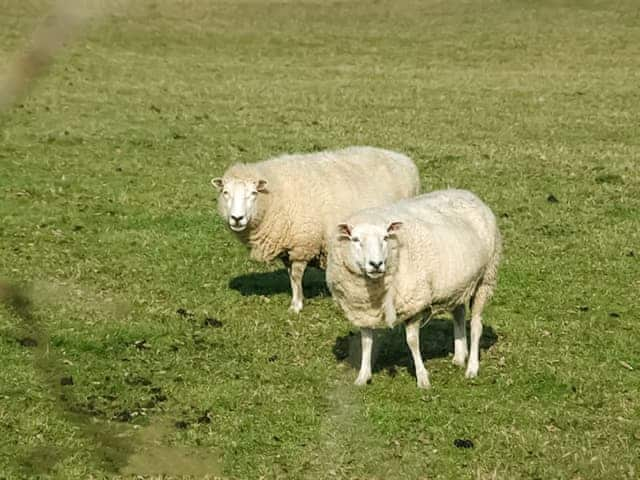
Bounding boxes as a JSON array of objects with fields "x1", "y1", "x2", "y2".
[
  {"x1": 211, "y1": 146, "x2": 420, "y2": 313},
  {"x1": 326, "y1": 189, "x2": 502, "y2": 388}
]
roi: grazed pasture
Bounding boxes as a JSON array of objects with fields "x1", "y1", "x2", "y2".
[{"x1": 1, "y1": 1, "x2": 639, "y2": 478}]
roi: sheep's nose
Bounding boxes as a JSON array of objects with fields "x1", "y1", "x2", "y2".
[
  {"x1": 231, "y1": 215, "x2": 245, "y2": 223},
  {"x1": 369, "y1": 260, "x2": 383, "y2": 270}
]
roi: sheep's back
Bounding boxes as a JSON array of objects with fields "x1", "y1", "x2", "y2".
[
  {"x1": 333, "y1": 189, "x2": 500, "y2": 321},
  {"x1": 256, "y1": 147, "x2": 420, "y2": 261}
]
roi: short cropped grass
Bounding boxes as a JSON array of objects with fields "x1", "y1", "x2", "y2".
[{"x1": 1, "y1": 1, "x2": 639, "y2": 478}]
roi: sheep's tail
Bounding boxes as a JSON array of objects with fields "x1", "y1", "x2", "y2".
[
  {"x1": 485, "y1": 227, "x2": 503, "y2": 290},
  {"x1": 471, "y1": 227, "x2": 502, "y2": 310}
]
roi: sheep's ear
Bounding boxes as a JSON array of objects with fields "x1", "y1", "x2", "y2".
[
  {"x1": 211, "y1": 178, "x2": 224, "y2": 190},
  {"x1": 256, "y1": 179, "x2": 268, "y2": 192},
  {"x1": 337, "y1": 223, "x2": 352, "y2": 239},
  {"x1": 386, "y1": 221, "x2": 403, "y2": 234}
]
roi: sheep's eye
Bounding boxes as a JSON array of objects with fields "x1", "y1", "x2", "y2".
[
  {"x1": 351, "y1": 237, "x2": 360, "y2": 243},
  {"x1": 383, "y1": 235, "x2": 389, "y2": 241},
  {"x1": 222, "y1": 190, "x2": 229, "y2": 196},
  {"x1": 250, "y1": 191, "x2": 258, "y2": 196}
]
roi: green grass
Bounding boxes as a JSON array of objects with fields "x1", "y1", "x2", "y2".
[{"x1": 1, "y1": 0, "x2": 639, "y2": 478}]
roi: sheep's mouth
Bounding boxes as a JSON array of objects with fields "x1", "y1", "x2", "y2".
[
  {"x1": 229, "y1": 223, "x2": 247, "y2": 232},
  {"x1": 365, "y1": 270, "x2": 385, "y2": 280}
]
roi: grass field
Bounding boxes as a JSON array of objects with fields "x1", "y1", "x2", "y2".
[{"x1": 1, "y1": 0, "x2": 639, "y2": 478}]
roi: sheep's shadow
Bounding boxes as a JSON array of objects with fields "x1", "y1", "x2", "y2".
[
  {"x1": 229, "y1": 267, "x2": 329, "y2": 298},
  {"x1": 332, "y1": 318, "x2": 498, "y2": 377}
]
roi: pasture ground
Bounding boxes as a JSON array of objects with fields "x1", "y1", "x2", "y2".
[{"x1": 1, "y1": 0, "x2": 639, "y2": 478}]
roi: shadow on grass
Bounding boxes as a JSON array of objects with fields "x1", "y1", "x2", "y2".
[
  {"x1": 229, "y1": 267, "x2": 330, "y2": 298},
  {"x1": 332, "y1": 317, "x2": 498, "y2": 377}
]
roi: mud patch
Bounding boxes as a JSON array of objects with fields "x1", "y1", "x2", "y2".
[
  {"x1": 3, "y1": 280, "x2": 223, "y2": 477},
  {"x1": 20, "y1": 446, "x2": 69, "y2": 474},
  {"x1": 120, "y1": 421, "x2": 222, "y2": 477},
  {"x1": 2, "y1": 280, "x2": 134, "y2": 474}
]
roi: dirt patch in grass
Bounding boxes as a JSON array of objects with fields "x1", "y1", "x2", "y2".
[{"x1": 120, "y1": 421, "x2": 222, "y2": 477}]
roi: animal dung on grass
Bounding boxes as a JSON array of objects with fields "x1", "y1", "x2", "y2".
[
  {"x1": 174, "y1": 420, "x2": 189, "y2": 429},
  {"x1": 153, "y1": 393, "x2": 168, "y2": 403},
  {"x1": 133, "y1": 339, "x2": 150, "y2": 350},
  {"x1": 150, "y1": 386, "x2": 168, "y2": 403},
  {"x1": 17, "y1": 336, "x2": 38, "y2": 347},
  {"x1": 203, "y1": 317, "x2": 223, "y2": 328},
  {"x1": 115, "y1": 410, "x2": 133, "y2": 422},
  {"x1": 197, "y1": 411, "x2": 212, "y2": 424},
  {"x1": 454, "y1": 438, "x2": 474, "y2": 449},
  {"x1": 176, "y1": 307, "x2": 194, "y2": 318}
]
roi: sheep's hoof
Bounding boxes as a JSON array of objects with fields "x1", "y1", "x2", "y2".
[
  {"x1": 465, "y1": 367, "x2": 479, "y2": 379},
  {"x1": 354, "y1": 374, "x2": 371, "y2": 386},
  {"x1": 416, "y1": 374, "x2": 431, "y2": 389},
  {"x1": 451, "y1": 355, "x2": 467, "y2": 367},
  {"x1": 288, "y1": 302, "x2": 303, "y2": 314}
]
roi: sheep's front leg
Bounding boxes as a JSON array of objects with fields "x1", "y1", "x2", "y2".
[
  {"x1": 406, "y1": 317, "x2": 430, "y2": 389},
  {"x1": 355, "y1": 328, "x2": 373, "y2": 386},
  {"x1": 452, "y1": 305, "x2": 468, "y2": 367},
  {"x1": 287, "y1": 260, "x2": 307, "y2": 313}
]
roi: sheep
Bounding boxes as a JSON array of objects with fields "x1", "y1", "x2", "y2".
[
  {"x1": 211, "y1": 146, "x2": 421, "y2": 313},
  {"x1": 325, "y1": 189, "x2": 502, "y2": 388}
]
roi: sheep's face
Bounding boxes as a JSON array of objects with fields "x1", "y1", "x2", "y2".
[
  {"x1": 211, "y1": 177, "x2": 268, "y2": 232},
  {"x1": 337, "y1": 221, "x2": 402, "y2": 279}
]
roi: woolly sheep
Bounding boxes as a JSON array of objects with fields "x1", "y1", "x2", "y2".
[
  {"x1": 211, "y1": 146, "x2": 420, "y2": 313},
  {"x1": 326, "y1": 189, "x2": 502, "y2": 388}
]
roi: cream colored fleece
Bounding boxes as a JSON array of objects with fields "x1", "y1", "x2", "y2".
[
  {"x1": 219, "y1": 146, "x2": 421, "y2": 267},
  {"x1": 326, "y1": 189, "x2": 502, "y2": 328}
]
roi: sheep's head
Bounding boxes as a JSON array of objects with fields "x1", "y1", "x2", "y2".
[
  {"x1": 337, "y1": 221, "x2": 403, "y2": 279},
  {"x1": 211, "y1": 177, "x2": 268, "y2": 232}
]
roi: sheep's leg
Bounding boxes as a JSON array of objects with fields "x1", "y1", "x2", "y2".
[
  {"x1": 405, "y1": 316, "x2": 430, "y2": 389},
  {"x1": 287, "y1": 260, "x2": 306, "y2": 313},
  {"x1": 452, "y1": 304, "x2": 468, "y2": 367},
  {"x1": 466, "y1": 285, "x2": 490, "y2": 378},
  {"x1": 355, "y1": 327, "x2": 373, "y2": 386}
]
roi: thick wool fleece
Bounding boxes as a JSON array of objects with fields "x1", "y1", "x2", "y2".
[
  {"x1": 326, "y1": 189, "x2": 502, "y2": 328},
  {"x1": 220, "y1": 146, "x2": 420, "y2": 266}
]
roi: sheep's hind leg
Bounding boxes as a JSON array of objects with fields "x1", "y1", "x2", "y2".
[
  {"x1": 452, "y1": 304, "x2": 468, "y2": 367},
  {"x1": 406, "y1": 316, "x2": 430, "y2": 389},
  {"x1": 355, "y1": 327, "x2": 373, "y2": 386},
  {"x1": 466, "y1": 284, "x2": 491, "y2": 378},
  {"x1": 287, "y1": 260, "x2": 307, "y2": 313}
]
